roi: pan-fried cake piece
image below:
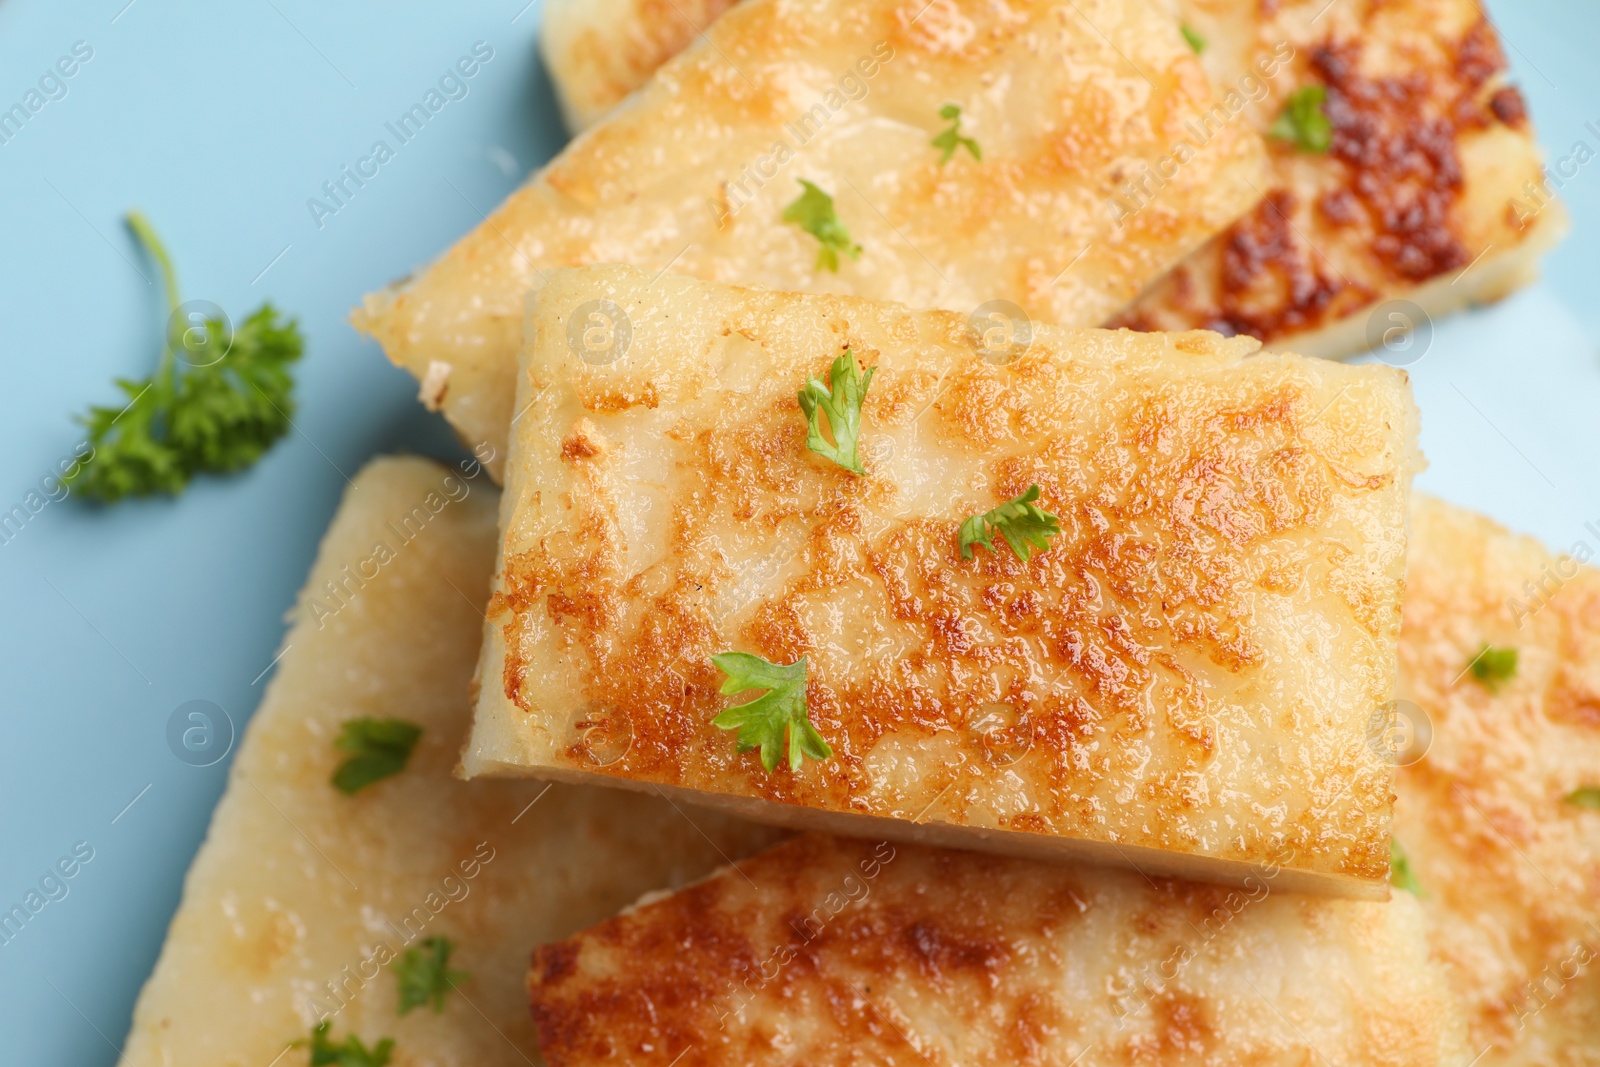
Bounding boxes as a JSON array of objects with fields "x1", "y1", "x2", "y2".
[
  {"x1": 526, "y1": 834, "x2": 1469, "y2": 1067},
  {"x1": 355, "y1": 0, "x2": 1268, "y2": 475},
  {"x1": 542, "y1": 0, "x2": 741, "y2": 130},
  {"x1": 1395, "y1": 498, "x2": 1600, "y2": 1066},
  {"x1": 535, "y1": 0, "x2": 1566, "y2": 361},
  {"x1": 465, "y1": 264, "x2": 1419, "y2": 898},
  {"x1": 1113, "y1": 0, "x2": 1567, "y2": 358},
  {"x1": 120, "y1": 457, "x2": 781, "y2": 1067}
]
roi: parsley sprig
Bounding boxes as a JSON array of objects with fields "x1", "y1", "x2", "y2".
[
  {"x1": 1389, "y1": 839, "x2": 1424, "y2": 896},
  {"x1": 394, "y1": 936, "x2": 468, "y2": 1015},
  {"x1": 1180, "y1": 24, "x2": 1206, "y2": 54},
  {"x1": 65, "y1": 211, "x2": 302, "y2": 502},
  {"x1": 798, "y1": 349, "x2": 875, "y2": 474},
  {"x1": 332, "y1": 718, "x2": 422, "y2": 795},
  {"x1": 1468, "y1": 644, "x2": 1518, "y2": 692},
  {"x1": 782, "y1": 180, "x2": 861, "y2": 272},
  {"x1": 711, "y1": 652, "x2": 831, "y2": 773},
  {"x1": 959, "y1": 485, "x2": 1061, "y2": 562},
  {"x1": 304, "y1": 1021, "x2": 393, "y2": 1067},
  {"x1": 931, "y1": 104, "x2": 981, "y2": 164},
  {"x1": 1269, "y1": 85, "x2": 1333, "y2": 153}
]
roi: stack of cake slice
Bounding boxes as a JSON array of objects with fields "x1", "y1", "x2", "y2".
[{"x1": 119, "y1": 0, "x2": 1593, "y2": 1064}]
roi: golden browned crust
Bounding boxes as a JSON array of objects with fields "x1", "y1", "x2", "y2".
[
  {"x1": 355, "y1": 0, "x2": 1268, "y2": 472},
  {"x1": 527, "y1": 833, "x2": 1467, "y2": 1066},
  {"x1": 1113, "y1": 0, "x2": 1561, "y2": 354},
  {"x1": 1396, "y1": 499, "x2": 1600, "y2": 1065},
  {"x1": 543, "y1": 0, "x2": 743, "y2": 130},
  {"x1": 118, "y1": 458, "x2": 785, "y2": 1066},
  {"x1": 465, "y1": 264, "x2": 1419, "y2": 894}
]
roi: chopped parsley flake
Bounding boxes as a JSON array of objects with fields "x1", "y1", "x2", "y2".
[
  {"x1": 959, "y1": 485, "x2": 1062, "y2": 562},
  {"x1": 394, "y1": 936, "x2": 468, "y2": 1015},
  {"x1": 1269, "y1": 85, "x2": 1333, "y2": 152},
  {"x1": 932, "y1": 104, "x2": 981, "y2": 163},
  {"x1": 798, "y1": 348, "x2": 876, "y2": 474},
  {"x1": 1390, "y1": 839, "x2": 1424, "y2": 896},
  {"x1": 711, "y1": 652, "x2": 831, "y2": 773},
  {"x1": 1469, "y1": 644, "x2": 1518, "y2": 692},
  {"x1": 1566, "y1": 787, "x2": 1600, "y2": 810},
  {"x1": 304, "y1": 1021, "x2": 394, "y2": 1067},
  {"x1": 332, "y1": 718, "x2": 422, "y2": 795},
  {"x1": 782, "y1": 179, "x2": 861, "y2": 272}
]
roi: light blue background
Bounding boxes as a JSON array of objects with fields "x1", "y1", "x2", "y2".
[{"x1": 0, "y1": 0, "x2": 1594, "y2": 1059}]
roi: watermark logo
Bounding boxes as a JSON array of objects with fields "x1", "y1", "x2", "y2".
[
  {"x1": 568, "y1": 300, "x2": 632, "y2": 366},
  {"x1": 576, "y1": 706, "x2": 632, "y2": 768},
  {"x1": 166, "y1": 700, "x2": 235, "y2": 767},
  {"x1": 1366, "y1": 699, "x2": 1432, "y2": 767},
  {"x1": 1364, "y1": 299, "x2": 1432, "y2": 367},
  {"x1": 169, "y1": 300, "x2": 232, "y2": 368},
  {"x1": 971, "y1": 703, "x2": 1031, "y2": 767},
  {"x1": 967, "y1": 300, "x2": 1033, "y2": 366}
]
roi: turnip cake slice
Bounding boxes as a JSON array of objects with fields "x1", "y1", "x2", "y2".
[
  {"x1": 1394, "y1": 499, "x2": 1600, "y2": 1066},
  {"x1": 464, "y1": 265, "x2": 1420, "y2": 898},
  {"x1": 1113, "y1": 0, "x2": 1567, "y2": 358},
  {"x1": 354, "y1": 0, "x2": 1267, "y2": 474},
  {"x1": 120, "y1": 458, "x2": 781, "y2": 1067},
  {"x1": 536, "y1": 0, "x2": 1566, "y2": 361},
  {"x1": 525, "y1": 834, "x2": 1469, "y2": 1067}
]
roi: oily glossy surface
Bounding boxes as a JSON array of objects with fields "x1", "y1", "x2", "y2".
[
  {"x1": 467, "y1": 264, "x2": 1418, "y2": 893},
  {"x1": 1397, "y1": 498, "x2": 1600, "y2": 1067},
  {"x1": 1115, "y1": 0, "x2": 1565, "y2": 357},
  {"x1": 354, "y1": 0, "x2": 1269, "y2": 469},
  {"x1": 120, "y1": 458, "x2": 781, "y2": 1067},
  {"x1": 527, "y1": 833, "x2": 1467, "y2": 1067},
  {"x1": 541, "y1": 0, "x2": 742, "y2": 129}
]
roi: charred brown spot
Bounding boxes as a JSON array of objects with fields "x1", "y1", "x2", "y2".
[
  {"x1": 560, "y1": 420, "x2": 608, "y2": 461},
  {"x1": 1116, "y1": 18, "x2": 1528, "y2": 344},
  {"x1": 1489, "y1": 86, "x2": 1528, "y2": 127},
  {"x1": 532, "y1": 941, "x2": 581, "y2": 986}
]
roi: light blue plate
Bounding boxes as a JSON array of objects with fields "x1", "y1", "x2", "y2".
[{"x1": 0, "y1": 1, "x2": 1594, "y2": 1060}]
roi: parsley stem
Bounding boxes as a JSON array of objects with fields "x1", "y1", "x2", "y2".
[{"x1": 124, "y1": 210, "x2": 183, "y2": 401}]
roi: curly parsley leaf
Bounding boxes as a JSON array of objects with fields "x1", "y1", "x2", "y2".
[
  {"x1": 1180, "y1": 24, "x2": 1206, "y2": 54},
  {"x1": 1389, "y1": 839, "x2": 1424, "y2": 896},
  {"x1": 304, "y1": 1021, "x2": 394, "y2": 1067},
  {"x1": 959, "y1": 485, "x2": 1062, "y2": 562},
  {"x1": 782, "y1": 179, "x2": 861, "y2": 272},
  {"x1": 931, "y1": 104, "x2": 981, "y2": 164},
  {"x1": 394, "y1": 936, "x2": 468, "y2": 1015},
  {"x1": 1469, "y1": 644, "x2": 1518, "y2": 692},
  {"x1": 798, "y1": 349, "x2": 876, "y2": 474},
  {"x1": 1565, "y1": 787, "x2": 1600, "y2": 810},
  {"x1": 711, "y1": 652, "x2": 831, "y2": 773},
  {"x1": 1269, "y1": 85, "x2": 1333, "y2": 152},
  {"x1": 332, "y1": 718, "x2": 422, "y2": 795},
  {"x1": 63, "y1": 211, "x2": 302, "y2": 503}
]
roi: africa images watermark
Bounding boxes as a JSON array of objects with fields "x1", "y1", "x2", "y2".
[
  {"x1": 0, "y1": 440, "x2": 95, "y2": 549},
  {"x1": 306, "y1": 41, "x2": 496, "y2": 230},
  {"x1": 704, "y1": 41, "x2": 896, "y2": 230},
  {"x1": 0, "y1": 841, "x2": 96, "y2": 949},
  {"x1": 1505, "y1": 514, "x2": 1600, "y2": 627},
  {"x1": 1508, "y1": 114, "x2": 1600, "y2": 227},
  {"x1": 304, "y1": 442, "x2": 496, "y2": 630},
  {"x1": 712, "y1": 841, "x2": 897, "y2": 1029},
  {"x1": 0, "y1": 40, "x2": 95, "y2": 148},
  {"x1": 302, "y1": 841, "x2": 497, "y2": 1022},
  {"x1": 1107, "y1": 40, "x2": 1295, "y2": 226}
]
